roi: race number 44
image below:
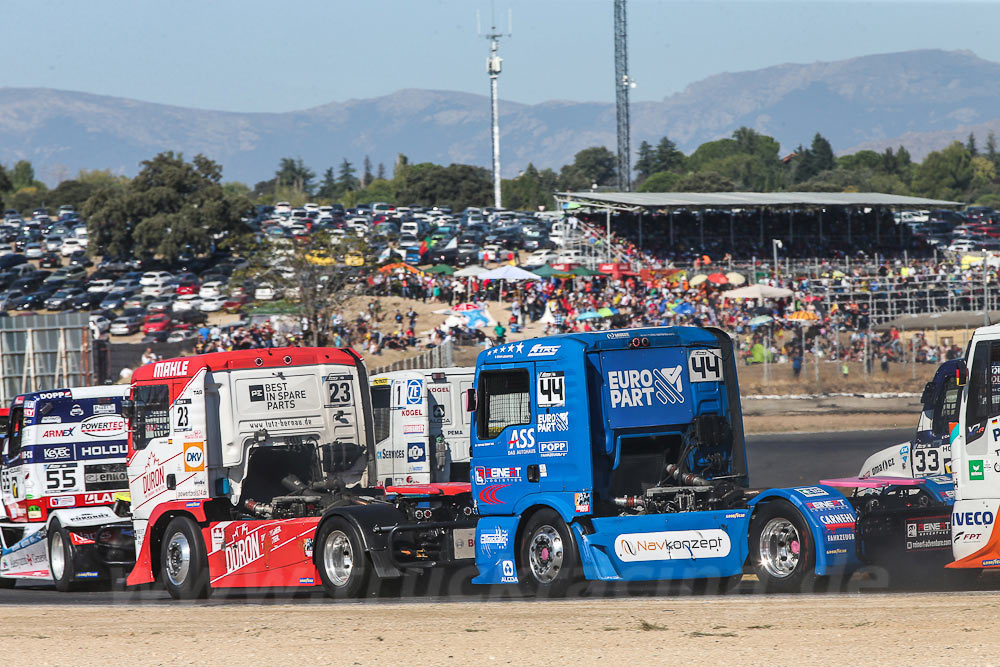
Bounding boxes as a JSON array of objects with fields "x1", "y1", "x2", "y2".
[
  {"x1": 688, "y1": 349, "x2": 722, "y2": 383},
  {"x1": 537, "y1": 372, "x2": 565, "y2": 407}
]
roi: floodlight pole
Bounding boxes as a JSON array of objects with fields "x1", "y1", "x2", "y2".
[{"x1": 484, "y1": 21, "x2": 509, "y2": 210}]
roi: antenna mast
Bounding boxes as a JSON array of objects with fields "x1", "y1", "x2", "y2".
[
  {"x1": 482, "y1": 9, "x2": 509, "y2": 209},
  {"x1": 614, "y1": 0, "x2": 632, "y2": 191}
]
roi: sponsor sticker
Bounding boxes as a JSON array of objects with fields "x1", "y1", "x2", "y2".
[
  {"x1": 500, "y1": 559, "x2": 517, "y2": 583},
  {"x1": 506, "y1": 428, "x2": 536, "y2": 454},
  {"x1": 574, "y1": 492, "x2": 591, "y2": 513},
  {"x1": 970, "y1": 459, "x2": 985, "y2": 481},
  {"x1": 614, "y1": 529, "x2": 732, "y2": 562},
  {"x1": 539, "y1": 440, "x2": 568, "y2": 457},
  {"x1": 403, "y1": 424, "x2": 425, "y2": 434},
  {"x1": 406, "y1": 379, "x2": 423, "y2": 405},
  {"x1": 184, "y1": 442, "x2": 205, "y2": 472},
  {"x1": 607, "y1": 367, "x2": 684, "y2": 408},
  {"x1": 688, "y1": 348, "x2": 722, "y2": 382},
  {"x1": 794, "y1": 486, "x2": 828, "y2": 498},
  {"x1": 526, "y1": 344, "x2": 559, "y2": 357},
  {"x1": 537, "y1": 371, "x2": 565, "y2": 408},
  {"x1": 537, "y1": 412, "x2": 569, "y2": 433}
]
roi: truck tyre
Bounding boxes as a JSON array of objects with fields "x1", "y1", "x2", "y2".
[
  {"x1": 160, "y1": 517, "x2": 210, "y2": 600},
  {"x1": 316, "y1": 517, "x2": 370, "y2": 599},
  {"x1": 750, "y1": 500, "x2": 822, "y2": 593},
  {"x1": 517, "y1": 509, "x2": 581, "y2": 597},
  {"x1": 48, "y1": 518, "x2": 76, "y2": 592}
]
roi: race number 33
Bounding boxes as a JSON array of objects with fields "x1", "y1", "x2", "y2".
[
  {"x1": 537, "y1": 371, "x2": 565, "y2": 407},
  {"x1": 688, "y1": 349, "x2": 722, "y2": 383}
]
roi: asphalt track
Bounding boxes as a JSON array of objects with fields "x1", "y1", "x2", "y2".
[{"x1": 0, "y1": 428, "x2": 915, "y2": 605}]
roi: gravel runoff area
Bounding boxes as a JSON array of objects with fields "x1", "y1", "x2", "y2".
[{"x1": 9, "y1": 592, "x2": 1000, "y2": 665}]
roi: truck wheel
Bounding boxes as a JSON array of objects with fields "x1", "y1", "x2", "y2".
[
  {"x1": 517, "y1": 509, "x2": 580, "y2": 597},
  {"x1": 160, "y1": 517, "x2": 210, "y2": 600},
  {"x1": 48, "y1": 519, "x2": 76, "y2": 592},
  {"x1": 316, "y1": 518, "x2": 370, "y2": 599},
  {"x1": 750, "y1": 500, "x2": 821, "y2": 593}
]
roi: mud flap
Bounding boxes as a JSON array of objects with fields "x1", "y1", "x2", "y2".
[{"x1": 471, "y1": 516, "x2": 520, "y2": 585}]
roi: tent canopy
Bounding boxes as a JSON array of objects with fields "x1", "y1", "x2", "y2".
[
  {"x1": 725, "y1": 284, "x2": 794, "y2": 299},
  {"x1": 478, "y1": 265, "x2": 540, "y2": 281},
  {"x1": 556, "y1": 191, "x2": 963, "y2": 209}
]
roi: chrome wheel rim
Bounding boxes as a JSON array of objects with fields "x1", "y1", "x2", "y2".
[
  {"x1": 50, "y1": 532, "x2": 65, "y2": 580},
  {"x1": 758, "y1": 517, "x2": 800, "y2": 579},
  {"x1": 323, "y1": 530, "x2": 353, "y2": 587},
  {"x1": 165, "y1": 532, "x2": 191, "y2": 586},
  {"x1": 528, "y1": 525, "x2": 564, "y2": 583}
]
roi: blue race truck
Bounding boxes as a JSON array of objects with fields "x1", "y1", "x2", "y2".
[{"x1": 311, "y1": 327, "x2": 876, "y2": 596}]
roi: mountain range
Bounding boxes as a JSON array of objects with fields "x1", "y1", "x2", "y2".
[{"x1": 3, "y1": 49, "x2": 1000, "y2": 186}]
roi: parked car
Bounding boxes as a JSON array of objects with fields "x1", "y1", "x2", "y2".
[
  {"x1": 39, "y1": 252, "x2": 61, "y2": 268},
  {"x1": 89, "y1": 314, "x2": 112, "y2": 334},
  {"x1": 139, "y1": 271, "x2": 173, "y2": 287},
  {"x1": 68, "y1": 291, "x2": 105, "y2": 311},
  {"x1": 60, "y1": 238, "x2": 85, "y2": 256},
  {"x1": 110, "y1": 314, "x2": 143, "y2": 335},
  {"x1": 44, "y1": 288, "x2": 84, "y2": 311},
  {"x1": 23, "y1": 242, "x2": 43, "y2": 259},
  {"x1": 166, "y1": 329, "x2": 200, "y2": 344},
  {"x1": 223, "y1": 294, "x2": 252, "y2": 313},
  {"x1": 142, "y1": 313, "x2": 173, "y2": 334},
  {"x1": 199, "y1": 295, "x2": 227, "y2": 312}
]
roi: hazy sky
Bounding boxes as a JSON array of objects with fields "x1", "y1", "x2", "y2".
[{"x1": 4, "y1": 0, "x2": 997, "y2": 111}]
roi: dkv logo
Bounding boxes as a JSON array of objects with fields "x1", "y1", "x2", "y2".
[{"x1": 184, "y1": 443, "x2": 205, "y2": 472}]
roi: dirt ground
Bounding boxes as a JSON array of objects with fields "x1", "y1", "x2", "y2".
[{"x1": 11, "y1": 592, "x2": 1000, "y2": 665}]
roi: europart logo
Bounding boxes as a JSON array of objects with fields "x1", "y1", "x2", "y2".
[{"x1": 970, "y1": 459, "x2": 985, "y2": 481}]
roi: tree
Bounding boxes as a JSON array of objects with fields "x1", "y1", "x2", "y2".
[
  {"x1": 987, "y1": 131, "x2": 999, "y2": 168},
  {"x1": 637, "y1": 170, "x2": 681, "y2": 192},
  {"x1": 0, "y1": 164, "x2": 12, "y2": 193},
  {"x1": 11, "y1": 160, "x2": 38, "y2": 191},
  {"x1": 395, "y1": 163, "x2": 492, "y2": 210},
  {"x1": 235, "y1": 231, "x2": 369, "y2": 346},
  {"x1": 83, "y1": 151, "x2": 252, "y2": 259},
  {"x1": 316, "y1": 167, "x2": 338, "y2": 200},
  {"x1": 337, "y1": 159, "x2": 359, "y2": 193},
  {"x1": 838, "y1": 150, "x2": 882, "y2": 172},
  {"x1": 652, "y1": 137, "x2": 685, "y2": 174},
  {"x1": 362, "y1": 156, "x2": 374, "y2": 188},
  {"x1": 634, "y1": 141, "x2": 655, "y2": 181},
  {"x1": 503, "y1": 163, "x2": 558, "y2": 210},
  {"x1": 275, "y1": 157, "x2": 315, "y2": 196},
  {"x1": 911, "y1": 141, "x2": 973, "y2": 200},
  {"x1": 377, "y1": 162, "x2": 386, "y2": 180},
  {"x1": 810, "y1": 133, "x2": 836, "y2": 173},
  {"x1": 558, "y1": 146, "x2": 617, "y2": 190},
  {"x1": 676, "y1": 171, "x2": 734, "y2": 192},
  {"x1": 967, "y1": 133, "x2": 978, "y2": 157}
]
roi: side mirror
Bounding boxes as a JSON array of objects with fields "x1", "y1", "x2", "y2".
[
  {"x1": 120, "y1": 399, "x2": 134, "y2": 421},
  {"x1": 465, "y1": 388, "x2": 477, "y2": 412},
  {"x1": 920, "y1": 382, "x2": 936, "y2": 406},
  {"x1": 956, "y1": 364, "x2": 968, "y2": 387}
]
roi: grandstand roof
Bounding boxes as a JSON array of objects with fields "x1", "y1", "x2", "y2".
[{"x1": 556, "y1": 191, "x2": 963, "y2": 210}]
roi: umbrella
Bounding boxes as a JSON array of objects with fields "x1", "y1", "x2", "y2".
[
  {"x1": 726, "y1": 272, "x2": 746, "y2": 285},
  {"x1": 377, "y1": 262, "x2": 422, "y2": 274},
  {"x1": 597, "y1": 307, "x2": 615, "y2": 318},
  {"x1": 572, "y1": 266, "x2": 603, "y2": 277},
  {"x1": 831, "y1": 270, "x2": 846, "y2": 278},
  {"x1": 533, "y1": 264, "x2": 573, "y2": 278},
  {"x1": 707, "y1": 272, "x2": 729, "y2": 285},
  {"x1": 454, "y1": 265, "x2": 487, "y2": 277},
  {"x1": 689, "y1": 274, "x2": 708, "y2": 287},
  {"x1": 478, "y1": 265, "x2": 540, "y2": 281},
  {"x1": 802, "y1": 295, "x2": 822, "y2": 302},
  {"x1": 748, "y1": 315, "x2": 774, "y2": 326},
  {"x1": 577, "y1": 311, "x2": 601, "y2": 320},
  {"x1": 725, "y1": 284, "x2": 794, "y2": 299},
  {"x1": 672, "y1": 302, "x2": 695, "y2": 316},
  {"x1": 787, "y1": 310, "x2": 820, "y2": 321},
  {"x1": 426, "y1": 264, "x2": 456, "y2": 275}
]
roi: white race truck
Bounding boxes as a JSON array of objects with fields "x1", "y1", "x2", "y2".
[
  {"x1": 369, "y1": 368, "x2": 474, "y2": 486},
  {"x1": 0, "y1": 386, "x2": 133, "y2": 590}
]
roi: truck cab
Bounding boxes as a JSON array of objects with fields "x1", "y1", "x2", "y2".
[
  {"x1": 123, "y1": 347, "x2": 376, "y2": 597},
  {"x1": 468, "y1": 328, "x2": 858, "y2": 593},
  {"x1": 0, "y1": 386, "x2": 132, "y2": 590},
  {"x1": 858, "y1": 358, "x2": 962, "y2": 479},
  {"x1": 370, "y1": 368, "x2": 474, "y2": 486}
]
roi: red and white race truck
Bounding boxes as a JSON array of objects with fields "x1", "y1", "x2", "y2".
[{"x1": 123, "y1": 347, "x2": 380, "y2": 598}]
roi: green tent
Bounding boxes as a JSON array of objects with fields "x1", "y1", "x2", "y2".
[
  {"x1": 532, "y1": 264, "x2": 573, "y2": 278},
  {"x1": 571, "y1": 266, "x2": 602, "y2": 277},
  {"x1": 426, "y1": 264, "x2": 456, "y2": 275}
]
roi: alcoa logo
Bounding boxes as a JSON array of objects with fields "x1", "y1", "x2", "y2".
[{"x1": 607, "y1": 367, "x2": 684, "y2": 408}]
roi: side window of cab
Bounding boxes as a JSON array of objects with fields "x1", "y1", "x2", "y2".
[{"x1": 477, "y1": 370, "x2": 531, "y2": 439}]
